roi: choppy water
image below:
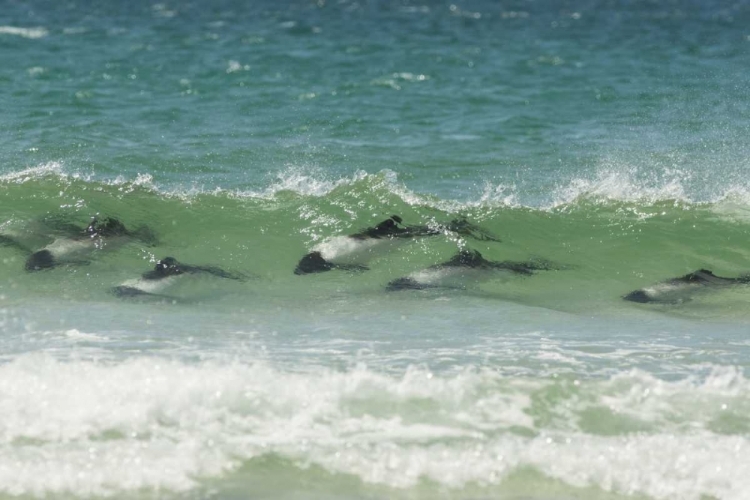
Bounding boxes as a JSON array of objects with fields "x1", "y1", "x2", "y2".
[{"x1": 1, "y1": 1, "x2": 750, "y2": 499}]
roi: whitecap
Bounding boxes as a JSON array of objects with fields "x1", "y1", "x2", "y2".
[{"x1": 0, "y1": 26, "x2": 48, "y2": 39}]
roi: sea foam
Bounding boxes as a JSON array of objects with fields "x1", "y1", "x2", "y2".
[{"x1": 0, "y1": 355, "x2": 747, "y2": 499}]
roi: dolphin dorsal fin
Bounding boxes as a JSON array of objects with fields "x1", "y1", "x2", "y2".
[{"x1": 445, "y1": 249, "x2": 484, "y2": 267}]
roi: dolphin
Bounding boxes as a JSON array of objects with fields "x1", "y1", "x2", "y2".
[
  {"x1": 623, "y1": 269, "x2": 750, "y2": 304},
  {"x1": 294, "y1": 215, "x2": 500, "y2": 275},
  {"x1": 24, "y1": 217, "x2": 156, "y2": 271},
  {"x1": 386, "y1": 249, "x2": 560, "y2": 291},
  {"x1": 112, "y1": 256, "x2": 247, "y2": 299}
]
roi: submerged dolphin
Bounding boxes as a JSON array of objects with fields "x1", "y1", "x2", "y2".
[
  {"x1": 623, "y1": 269, "x2": 750, "y2": 304},
  {"x1": 24, "y1": 217, "x2": 156, "y2": 271},
  {"x1": 294, "y1": 215, "x2": 500, "y2": 275},
  {"x1": 386, "y1": 249, "x2": 560, "y2": 291},
  {"x1": 112, "y1": 256, "x2": 247, "y2": 299}
]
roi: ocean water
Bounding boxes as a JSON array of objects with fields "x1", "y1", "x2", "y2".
[{"x1": 1, "y1": 0, "x2": 750, "y2": 498}]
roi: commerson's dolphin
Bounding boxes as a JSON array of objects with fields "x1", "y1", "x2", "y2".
[
  {"x1": 386, "y1": 249, "x2": 560, "y2": 291},
  {"x1": 294, "y1": 215, "x2": 500, "y2": 275},
  {"x1": 623, "y1": 269, "x2": 750, "y2": 304},
  {"x1": 24, "y1": 217, "x2": 156, "y2": 271},
  {"x1": 112, "y1": 256, "x2": 247, "y2": 298}
]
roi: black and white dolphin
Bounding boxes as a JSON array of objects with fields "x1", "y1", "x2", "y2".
[
  {"x1": 24, "y1": 217, "x2": 156, "y2": 271},
  {"x1": 386, "y1": 249, "x2": 560, "y2": 291},
  {"x1": 112, "y1": 256, "x2": 247, "y2": 299},
  {"x1": 294, "y1": 215, "x2": 500, "y2": 275},
  {"x1": 623, "y1": 269, "x2": 750, "y2": 304}
]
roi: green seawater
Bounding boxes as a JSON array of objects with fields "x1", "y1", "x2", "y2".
[{"x1": 1, "y1": 1, "x2": 750, "y2": 499}]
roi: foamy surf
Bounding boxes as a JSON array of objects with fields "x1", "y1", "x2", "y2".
[
  {"x1": 0, "y1": 356, "x2": 747, "y2": 499},
  {"x1": 6, "y1": 163, "x2": 750, "y2": 222}
]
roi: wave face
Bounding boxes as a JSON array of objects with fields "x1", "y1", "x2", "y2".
[{"x1": 2, "y1": 165, "x2": 750, "y2": 315}]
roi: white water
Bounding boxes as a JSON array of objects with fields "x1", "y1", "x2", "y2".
[{"x1": 0, "y1": 355, "x2": 748, "y2": 498}]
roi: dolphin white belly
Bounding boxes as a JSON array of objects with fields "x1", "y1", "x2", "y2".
[
  {"x1": 43, "y1": 238, "x2": 95, "y2": 261},
  {"x1": 625, "y1": 281, "x2": 710, "y2": 304},
  {"x1": 118, "y1": 276, "x2": 178, "y2": 295},
  {"x1": 314, "y1": 236, "x2": 408, "y2": 265},
  {"x1": 407, "y1": 265, "x2": 520, "y2": 289}
]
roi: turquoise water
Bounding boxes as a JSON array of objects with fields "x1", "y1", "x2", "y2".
[{"x1": 1, "y1": 1, "x2": 750, "y2": 499}]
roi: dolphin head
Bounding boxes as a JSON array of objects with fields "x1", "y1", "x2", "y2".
[
  {"x1": 25, "y1": 250, "x2": 55, "y2": 271},
  {"x1": 386, "y1": 277, "x2": 427, "y2": 291},
  {"x1": 622, "y1": 289, "x2": 652, "y2": 303},
  {"x1": 295, "y1": 251, "x2": 334, "y2": 274}
]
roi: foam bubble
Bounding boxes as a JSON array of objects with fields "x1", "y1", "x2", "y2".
[
  {"x1": 474, "y1": 181, "x2": 521, "y2": 208},
  {"x1": 549, "y1": 165, "x2": 691, "y2": 208},
  {"x1": 0, "y1": 162, "x2": 66, "y2": 184},
  {"x1": 260, "y1": 168, "x2": 370, "y2": 198}
]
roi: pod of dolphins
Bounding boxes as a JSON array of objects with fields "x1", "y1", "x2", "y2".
[{"x1": 1, "y1": 214, "x2": 749, "y2": 305}]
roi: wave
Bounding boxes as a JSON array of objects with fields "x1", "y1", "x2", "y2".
[
  {"x1": 0, "y1": 355, "x2": 747, "y2": 499},
  {"x1": 2, "y1": 163, "x2": 750, "y2": 314},
  {"x1": 6, "y1": 161, "x2": 750, "y2": 210}
]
